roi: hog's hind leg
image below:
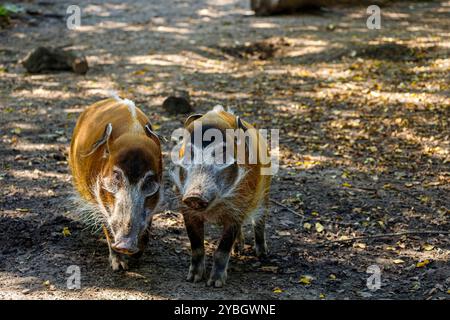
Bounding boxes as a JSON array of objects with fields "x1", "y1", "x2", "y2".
[
  {"x1": 252, "y1": 202, "x2": 269, "y2": 258},
  {"x1": 232, "y1": 226, "x2": 245, "y2": 255}
]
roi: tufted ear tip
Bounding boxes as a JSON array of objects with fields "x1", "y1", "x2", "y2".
[
  {"x1": 145, "y1": 123, "x2": 168, "y2": 143},
  {"x1": 184, "y1": 113, "x2": 203, "y2": 128},
  {"x1": 236, "y1": 116, "x2": 248, "y2": 131}
]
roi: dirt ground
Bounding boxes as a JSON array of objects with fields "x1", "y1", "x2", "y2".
[{"x1": 0, "y1": 0, "x2": 449, "y2": 300}]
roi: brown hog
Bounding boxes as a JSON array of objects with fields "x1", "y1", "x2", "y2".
[
  {"x1": 171, "y1": 106, "x2": 272, "y2": 287},
  {"x1": 69, "y1": 94, "x2": 163, "y2": 270}
]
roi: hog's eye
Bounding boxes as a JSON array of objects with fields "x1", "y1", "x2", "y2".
[
  {"x1": 112, "y1": 170, "x2": 121, "y2": 183},
  {"x1": 103, "y1": 169, "x2": 122, "y2": 194},
  {"x1": 142, "y1": 176, "x2": 159, "y2": 197}
]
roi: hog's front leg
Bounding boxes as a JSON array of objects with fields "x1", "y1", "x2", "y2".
[
  {"x1": 208, "y1": 223, "x2": 239, "y2": 288},
  {"x1": 108, "y1": 247, "x2": 129, "y2": 271},
  {"x1": 183, "y1": 214, "x2": 205, "y2": 283},
  {"x1": 132, "y1": 220, "x2": 152, "y2": 260},
  {"x1": 103, "y1": 226, "x2": 129, "y2": 271}
]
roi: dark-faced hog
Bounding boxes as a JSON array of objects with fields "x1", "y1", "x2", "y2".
[
  {"x1": 69, "y1": 94, "x2": 163, "y2": 270},
  {"x1": 171, "y1": 106, "x2": 272, "y2": 287}
]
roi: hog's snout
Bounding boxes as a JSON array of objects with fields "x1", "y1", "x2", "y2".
[
  {"x1": 183, "y1": 193, "x2": 210, "y2": 210},
  {"x1": 111, "y1": 237, "x2": 139, "y2": 255}
]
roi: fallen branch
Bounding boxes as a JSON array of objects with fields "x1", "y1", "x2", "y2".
[
  {"x1": 315, "y1": 230, "x2": 450, "y2": 247},
  {"x1": 270, "y1": 198, "x2": 304, "y2": 218},
  {"x1": 22, "y1": 46, "x2": 88, "y2": 74}
]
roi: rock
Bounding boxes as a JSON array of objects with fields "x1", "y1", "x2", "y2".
[
  {"x1": 22, "y1": 47, "x2": 88, "y2": 74},
  {"x1": 21, "y1": 289, "x2": 31, "y2": 295},
  {"x1": 162, "y1": 90, "x2": 193, "y2": 115}
]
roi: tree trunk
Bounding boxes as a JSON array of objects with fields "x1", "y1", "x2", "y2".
[{"x1": 251, "y1": 0, "x2": 390, "y2": 16}]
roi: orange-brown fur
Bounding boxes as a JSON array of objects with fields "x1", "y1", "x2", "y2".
[
  {"x1": 175, "y1": 107, "x2": 272, "y2": 287},
  {"x1": 69, "y1": 98, "x2": 161, "y2": 202},
  {"x1": 180, "y1": 109, "x2": 271, "y2": 225},
  {"x1": 69, "y1": 97, "x2": 162, "y2": 270}
]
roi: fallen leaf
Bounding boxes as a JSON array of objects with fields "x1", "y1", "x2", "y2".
[
  {"x1": 315, "y1": 222, "x2": 324, "y2": 233},
  {"x1": 299, "y1": 275, "x2": 313, "y2": 285},
  {"x1": 329, "y1": 274, "x2": 337, "y2": 280},
  {"x1": 303, "y1": 222, "x2": 312, "y2": 230},
  {"x1": 273, "y1": 287, "x2": 283, "y2": 293},
  {"x1": 404, "y1": 182, "x2": 413, "y2": 188},
  {"x1": 319, "y1": 293, "x2": 326, "y2": 299},
  {"x1": 62, "y1": 227, "x2": 71, "y2": 237},
  {"x1": 132, "y1": 69, "x2": 148, "y2": 76},
  {"x1": 422, "y1": 244, "x2": 434, "y2": 251},
  {"x1": 393, "y1": 259, "x2": 405, "y2": 264},
  {"x1": 354, "y1": 243, "x2": 366, "y2": 249},
  {"x1": 342, "y1": 182, "x2": 352, "y2": 188},
  {"x1": 416, "y1": 259, "x2": 431, "y2": 268},
  {"x1": 418, "y1": 195, "x2": 431, "y2": 204}
]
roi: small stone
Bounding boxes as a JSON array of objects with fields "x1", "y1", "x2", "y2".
[
  {"x1": 21, "y1": 289, "x2": 31, "y2": 295},
  {"x1": 162, "y1": 90, "x2": 192, "y2": 115},
  {"x1": 14, "y1": 154, "x2": 26, "y2": 161}
]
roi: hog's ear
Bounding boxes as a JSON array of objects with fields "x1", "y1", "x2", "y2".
[
  {"x1": 144, "y1": 123, "x2": 164, "y2": 144},
  {"x1": 184, "y1": 113, "x2": 203, "y2": 128},
  {"x1": 236, "y1": 116, "x2": 248, "y2": 131},
  {"x1": 235, "y1": 116, "x2": 250, "y2": 163},
  {"x1": 83, "y1": 123, "x2": 112, "y2": 157}
]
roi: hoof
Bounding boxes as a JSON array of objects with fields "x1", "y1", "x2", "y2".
[
  {"x1": 186, "y1": 262, "x2": 205, "y2": 283},
  {"x1": 207, "y1": 270, "x2": 227, "y2": 288}
]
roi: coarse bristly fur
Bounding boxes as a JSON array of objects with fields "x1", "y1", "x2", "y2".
[
  {"x1": 69, "y1": 191, "x2": 106, "y2": 234},
  {"x1": 71, "y1": 173, "x2": 165, "y2": 230},
  {"x1": 171, "y1": 105, "x2": 272, "y2": 287},
  {"x1": 68, "y1": 94, "x2": 164, "y2": 270}
]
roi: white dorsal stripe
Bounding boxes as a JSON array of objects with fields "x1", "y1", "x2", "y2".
[
  {"x1": 108, "y1": 90, "x2": 137, "y2": 118},
  {"x1": 211, "y1": 104, "x2": 234, "y2": 114},
  {"x1": 213, "y1": 105, "x2": 224, "y2": 112}
]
